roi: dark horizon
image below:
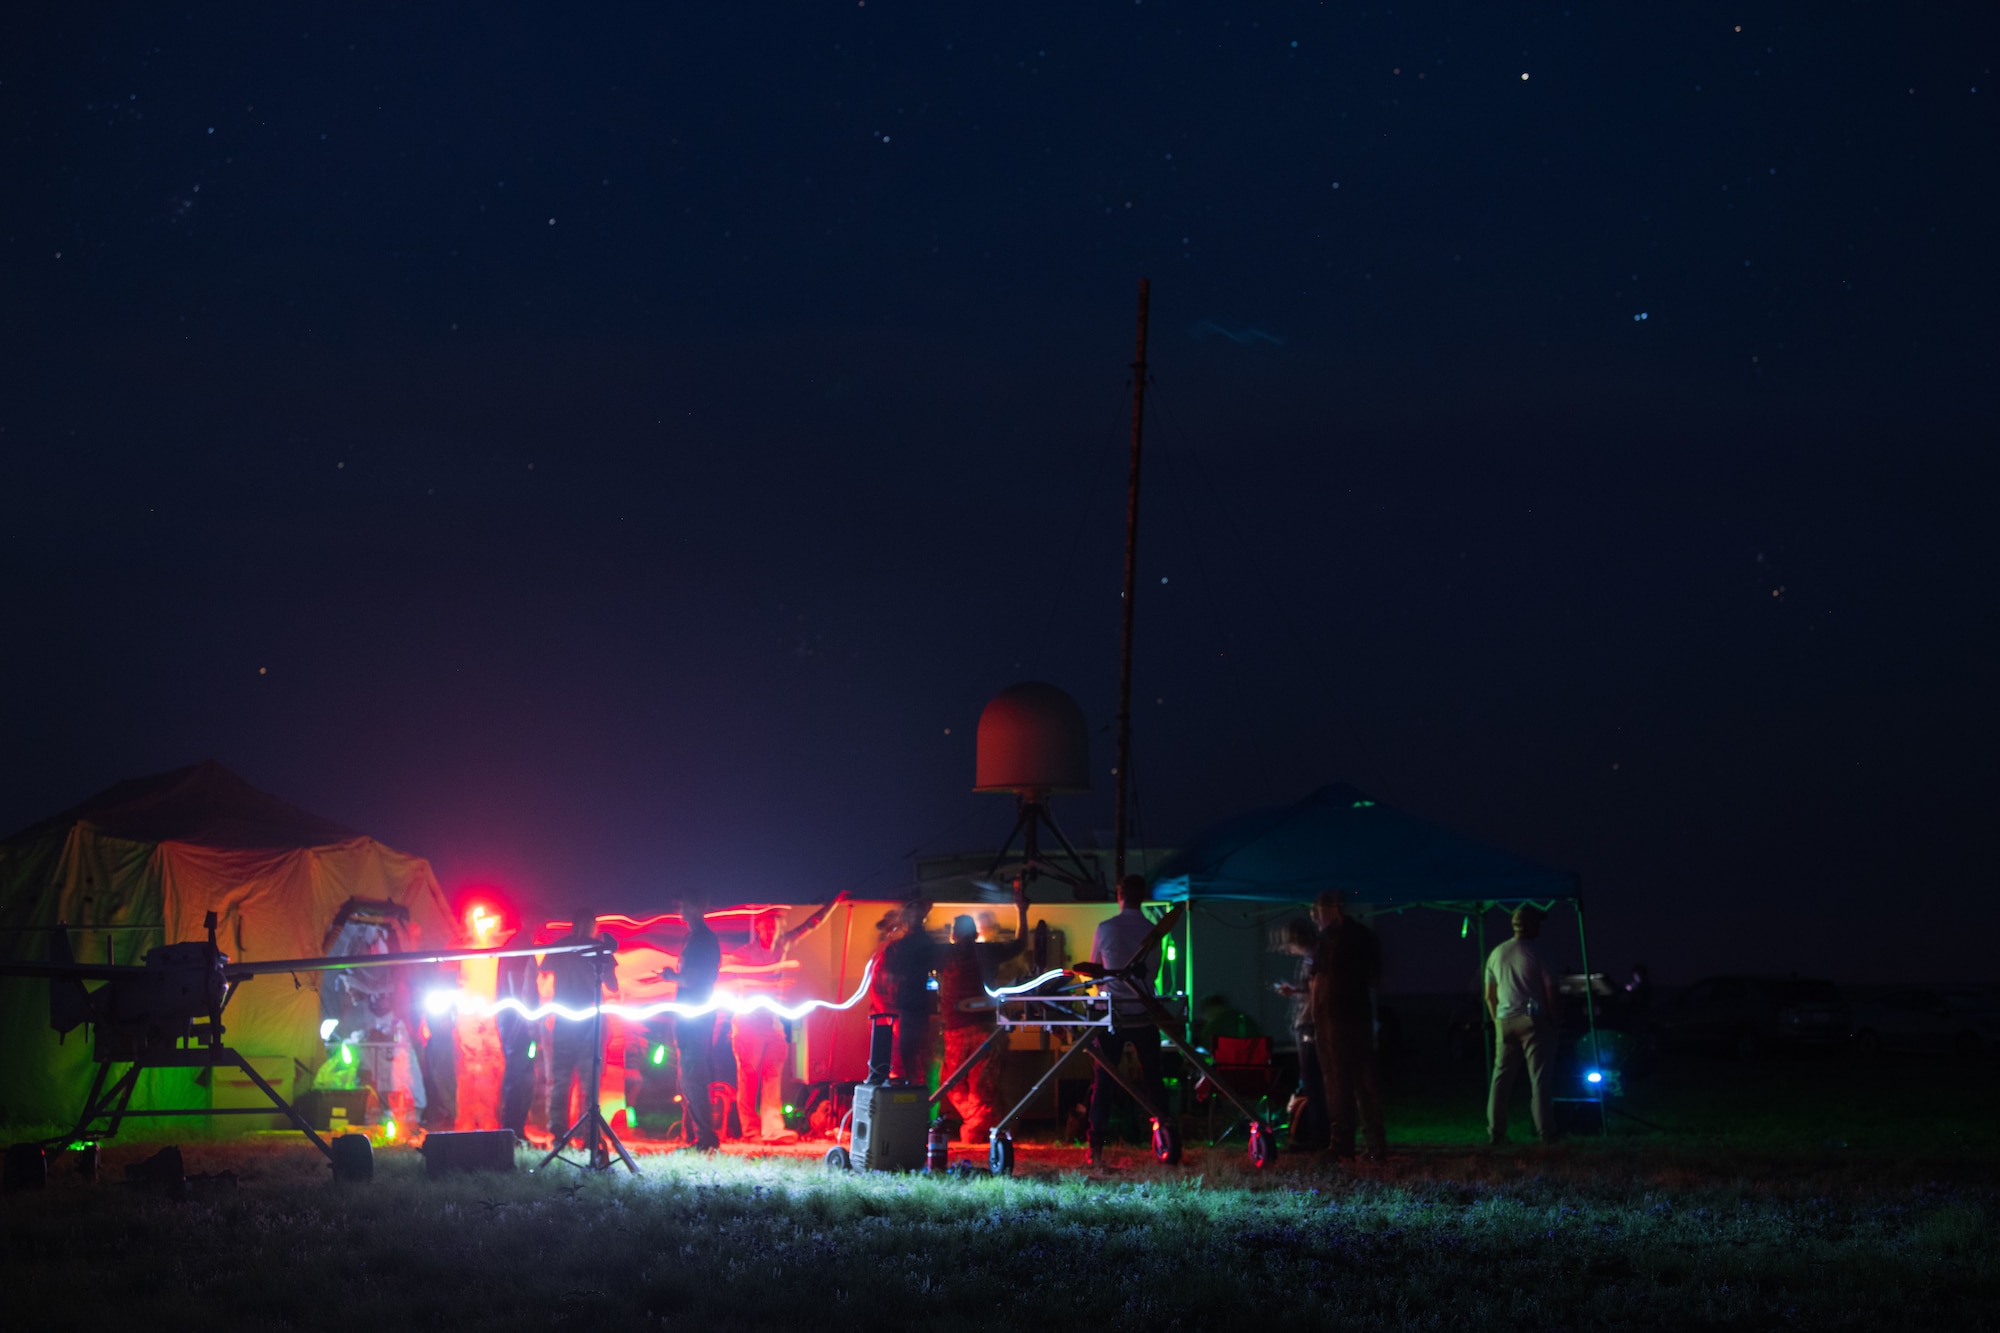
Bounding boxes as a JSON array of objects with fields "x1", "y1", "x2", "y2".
[{"x1": 6, "y1": 3, "x2": 1995, "y2": 990}]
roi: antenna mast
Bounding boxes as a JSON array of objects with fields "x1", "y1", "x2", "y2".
[{"x1": 1114, "y1": 279, "x2": 1150, "y2": 884}]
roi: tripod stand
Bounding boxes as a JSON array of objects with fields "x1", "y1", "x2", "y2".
[{"x1": 536, "y1": 949, "x2": 639, "y2": 1175}]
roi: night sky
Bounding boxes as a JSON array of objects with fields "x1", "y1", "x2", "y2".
[{"x1": 5, "y1": 3, "x2": 1995, "y2": 989}]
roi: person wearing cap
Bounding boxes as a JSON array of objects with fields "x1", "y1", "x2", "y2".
[
  {"x1": 936, "y1": 883, "x2": 1030, "y2": 1144},
  {"x1": 1310, "y1": 890, "x2": 1387, "y2": 1160},
  {"x1": 1484, "y1": 904, "x2": 1561, "y2": 1144},
  {"x1": 1086, "y1": 874, "x2": 1175, "y2": 1166}
]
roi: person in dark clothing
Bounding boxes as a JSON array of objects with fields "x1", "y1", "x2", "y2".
[
  {"x1": 870, "y1": 900, "x2": 940, "y2": 1085},
  {"x1": 1272, "y1": 916, "x2": 1328, "y2": 1151},
  {"x1": 495, "y1": 951, "x2": 538, "y2": 1139},
  {"x1": 541, "y1": 911, "x2": 618, "y2": 1143},
  {"x1": 936, "y1": 884, "x2": 1029, "y2": 1143},
  {"x1": 1310, "y1": 890, "x2": 1386, "y2": 1159},
  {"x1": 661, "y1": 896, "x2": 722, "y2": 1151},
  {"x1": 1086, "y1": 875, "x2": 1175, "y2": 1166},
  {"x1": 418, "y1": 960, "x2": 460, "y2": 1130}
]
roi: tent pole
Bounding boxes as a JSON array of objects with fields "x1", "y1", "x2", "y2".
[
  {"x1": 1477, "y1": 907, "x2": 1492, "y2": 1087},
  {"x1": 1574, "y1": 891, "x2": 1605, "y2": 1136}
]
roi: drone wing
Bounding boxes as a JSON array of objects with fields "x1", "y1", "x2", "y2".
[{"x1": 224, "y1": 941, "x2": 606, "y2": 980}]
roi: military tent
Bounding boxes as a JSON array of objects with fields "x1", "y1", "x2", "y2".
[{"x1": 0, "y1": 761, "x2": 456, "y2": 1127}]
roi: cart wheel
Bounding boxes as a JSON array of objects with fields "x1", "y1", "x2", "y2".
[
  {"x1": 329, "y1": 1133, "x2": 374, "y2": 1183},
  {"x1": 1151, "y1": 1118, "x2": 1183, "y2": 1166},
  {"x1": 1247, "y1": 1120, "x2": 1273, "y2": 1169},
  {"x1": 988, "y1": 1130, "x2": 1015, "y2": 1176},
  {"x1": 822, "y1": 1145, "x2": 851, "y2": 1171}
]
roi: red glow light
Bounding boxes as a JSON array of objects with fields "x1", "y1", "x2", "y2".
[{"x1": 465, "y1": 903, "x2": 503, "y2": 946}]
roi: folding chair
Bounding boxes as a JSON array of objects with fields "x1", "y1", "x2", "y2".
[{"x1": 1198, "y1": 1035, "x2": 1276, "y2": 1146}]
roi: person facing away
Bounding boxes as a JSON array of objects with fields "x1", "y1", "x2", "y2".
[
  {"x1": 870, "y1": 899, "x2": 940, "y2": 1084},
  {"x1": 1272, "y1": 916, "x2": 1327, "y2": 1151},
  {"x1": 495, "y1": 950, "x2": 539, "y2": 1139},
  {"x1": 726, "y1": 893, "x2": 842, "y2": 1143},
  {"x1": 660, "y1": 896, "x2": 722, "y2": 1151},
  {"x1": 1309, "y1": 890, "x2": 1386, "y2": 1160},
  {"x1": 936, "y1": 883, "x2": 1029, "y2": 1144},
  {"x1": 1085, "y1": 874, "x2": 1174, "y2": 1165},
  {"x1": 539, "y1": 911, "x2": 618, "y2": 1144},
  {"x1": 1485, "y1": 904, "x2": 1561, "y2": 1145}
]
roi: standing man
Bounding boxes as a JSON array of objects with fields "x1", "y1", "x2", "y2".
[
  {"x1": 1086, "y1": 875, "x2": 1174, "y2": 1166},
  {"x1": 495, "y1": 950, "x2": 539, "y2": 1140},
  {"x1": 726, "y1": 893, "x2": 844, "y2": 1143},
  {"x1": 936, "y1": 884, "x2": 1029, "y2": 1145},
  {"x1": 1485, "y1": 904, "x2": 1561, "y2": 1145},
  {"x1": 541, "y1": 911, "x2": 618, "y2": 1146},
  {"x1": 663, "y1": 896, "x2": 722, "y2": 1152},
  {"x1": 418, "y1": 960, "x2": 460, "y2": 1131},
  {"x1": 1310, "y1": 891, "x2": 1387, "y2": 1160},
  {"x1": 870, "y1": 899, "x2": 940, "y2": 1085},
  {"x1": 1272, "y1": 916, "x2": 1327, "y2": 1151}
]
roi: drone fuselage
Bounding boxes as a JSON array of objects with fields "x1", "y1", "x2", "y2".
[{"x1": 70, "y1": 943, "x2": 233, "y2": 1061}]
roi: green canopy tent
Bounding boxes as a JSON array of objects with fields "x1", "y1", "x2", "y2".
[{"x1": 1148, "y1": 783, "x2": 1605, "y2": 1122}]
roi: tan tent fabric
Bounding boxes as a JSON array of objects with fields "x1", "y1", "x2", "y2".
[{"x1": 0, "y1": 762, "x2": 456, "y2": 1127}]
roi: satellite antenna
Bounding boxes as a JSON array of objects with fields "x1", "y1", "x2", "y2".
[{"x1": 976, "y1": 680, "x2": 1107, "y2": 898}]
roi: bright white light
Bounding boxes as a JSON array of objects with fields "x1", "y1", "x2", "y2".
[
  {"x1": 319, "y1": 1018, "x2": 340, "y2": 1041},
  {"x1": 424, "y1": 960, "x2": 875, "y2": 1023},
  {"x1": 1586, "y1": 1070, "x2": 1604, "y2": 1084},
  {"x1": 986, "y1": 969, "x2": 1070, "y2": 999}
]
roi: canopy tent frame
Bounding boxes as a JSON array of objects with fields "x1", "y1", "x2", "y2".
[
  {"x1": 1149, "y1": 784, "x2": 1607, "y2": 1136},
  {"x1": 1159, "y1": 892, "x2": 1605, "y2": 1135}
]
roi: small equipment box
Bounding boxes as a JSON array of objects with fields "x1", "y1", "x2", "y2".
[
  {"x1": 418, "y1": 1129, "x2": 519, "y2": 1177},
  {"x1": 851, "y1": 1082, "x2": 928, "y2": 1172}
]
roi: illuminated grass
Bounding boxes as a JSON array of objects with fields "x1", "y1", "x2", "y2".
[{"x1": 2, "y1": 1139, "x2": 1996, "y2": 1332}]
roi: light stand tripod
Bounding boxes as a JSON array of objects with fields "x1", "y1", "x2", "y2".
[{"x1": 536, "y1": 949, "x2": 639, "y2": 1175}]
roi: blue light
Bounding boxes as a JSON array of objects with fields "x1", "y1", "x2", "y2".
[{"x1": 1586, "y1": 1070, "x2": 1604, "y2": 1084}]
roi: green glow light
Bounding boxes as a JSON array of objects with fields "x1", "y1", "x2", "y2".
[
  {"x1": 1461, "y1": 916, "x2": 1470, "y2": 939},
  {"x1": 784, "y1": 1104, "x2": 794, "y2": 1114},
  {"x1": 1352, "y1": 800, "x2": 1376, "y2": 808},
  {"x1": 339, "y1": 1043, "x2": 353, "y2": 1067},
  {"x1": 650, "y1": 1044, "x2": 666, "y2": 1066},
  {"x1": 1165, "y1": 942, "x2": 1178, "y2": 961},
  {"x1": 527, "y1": 1041, "x2": 537, "y2": 1059}
]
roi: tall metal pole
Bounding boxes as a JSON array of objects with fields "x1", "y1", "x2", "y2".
[{"x1": 1114, "y1": 279, "x2": 1151, "y2": 885}]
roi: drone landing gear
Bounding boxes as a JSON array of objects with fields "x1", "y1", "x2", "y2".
[{"x1": 53, "y1": 1043, "x2": 375, "y2": 1178}]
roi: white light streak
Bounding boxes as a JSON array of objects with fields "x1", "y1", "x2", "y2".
[
  {"x1": 985, "y1": 968, "x2": 1070, "y2": 999},
  {"x1": 425, "y1": 960, "x2": 874, "y2": 1023}
]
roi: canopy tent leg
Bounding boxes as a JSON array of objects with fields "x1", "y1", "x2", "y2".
[
  {"x1": 1574, "y1": 895, "x2": 1606, "y2": 1137},
  {"x1": 1476, "y1": 907, "x2": 1492, "y2": 1086}
]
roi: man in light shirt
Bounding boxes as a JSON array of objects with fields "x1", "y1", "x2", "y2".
[
  {"x1": 1484, "y1": 904, "x2": 1561, "y2": 1145},
  {"x1": 1086, "y1": 875, "x2": 1174, "y2": 1166}
]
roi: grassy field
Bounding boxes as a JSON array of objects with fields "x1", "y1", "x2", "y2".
[{"x1": 4, "y1": 1052, "x2": 1997, "y2": 1331}]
